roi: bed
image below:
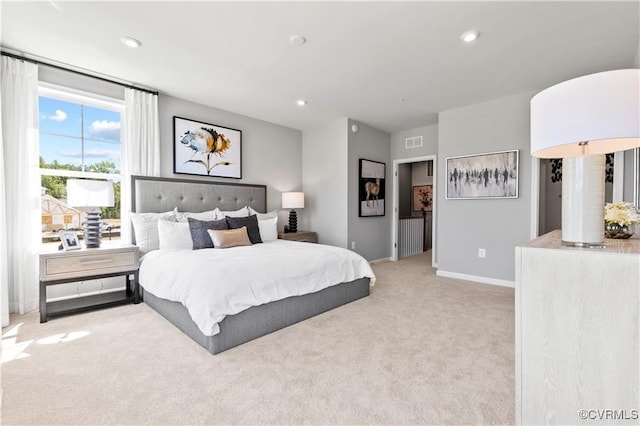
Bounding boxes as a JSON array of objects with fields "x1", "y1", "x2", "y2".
[{"x1": 131, "y1": 175, "x2": 373, "y2": 354}]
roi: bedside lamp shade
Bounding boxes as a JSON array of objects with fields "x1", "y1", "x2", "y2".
[
  {"x1": 531, "y1": 69, "x2": 640, "y2": 246},
  {"x1": 67, "y1": 179, "x2": 115, "y2": 248},
  {"x1": 67, "y1": 179, "x2": 115, "y2": 208},
  {"x1": 282, "y1": 192, "x2": 304, "y2": 233},
  {"x1": 282, "y1": 192, "x2": 304, "y2": 209}
]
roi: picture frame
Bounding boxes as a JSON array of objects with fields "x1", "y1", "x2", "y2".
[
  {"x1": 173, "y1": 116, "x2": 242, "y2": 179},
  {"x1": 413, "y1": 185, "x2": 433, "y2": 212},
  {"x1": 446, "y1": 150, "x2": 519, "y2": 199},
  {"x1": 359, "y1": 159, "x2": 386, "y2": 217},
  {"x1": 60, "y1": 231, "x2": 81, "y2": 251}
]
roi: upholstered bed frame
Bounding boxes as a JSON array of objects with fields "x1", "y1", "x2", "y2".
[{"x1": 131, "y1": 175, "x2": 370, "y2": 354}]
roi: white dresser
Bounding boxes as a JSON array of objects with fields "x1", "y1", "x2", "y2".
[{"x1": 515, "y1": 230, "x2": 639, "y2": 425}]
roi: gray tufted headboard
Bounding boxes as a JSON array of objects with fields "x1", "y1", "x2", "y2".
[{"x1": 131, "y1": 175, "x2": 267, "y2": 214}]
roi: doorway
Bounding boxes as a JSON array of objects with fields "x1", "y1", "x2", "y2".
[{"x1": 391, "y1": 155, "x2": 437, "y2": 266}]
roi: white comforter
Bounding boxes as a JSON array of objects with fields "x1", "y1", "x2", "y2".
[{"x1": 139, "y1": 240, "x2": 375, "y2": 336}]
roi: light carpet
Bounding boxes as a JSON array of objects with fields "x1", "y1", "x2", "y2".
[{"x1": 1, "y1": 253, "x2": 515, "y2": 425}]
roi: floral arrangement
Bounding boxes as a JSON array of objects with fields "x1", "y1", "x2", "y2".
[{"x1": 604, "y1": 202, "x2": 640, "y2": 227}]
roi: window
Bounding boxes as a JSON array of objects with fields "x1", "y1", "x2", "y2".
[{"x1": 39, "y1": 85, "x2": 124, "y2": 245}]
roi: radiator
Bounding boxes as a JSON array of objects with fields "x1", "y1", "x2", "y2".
[{"x1": 399, "y1": 218, "x2": 424, "y2": 258}]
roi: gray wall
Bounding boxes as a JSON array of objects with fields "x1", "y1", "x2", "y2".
[
  {"x1": 347, "y1": 120, "x2": 391, "y2": 261},
  {"x1": 391, "y1": 124, "x2": 438, "y2": 160},
  {"x1": 159, "y1": 95, "x2": 302, "y2": 229},
  {"x1": 398, "y1": 163, "x2": 412, "y2": 216},
  {"x1": 302, "y1": 118, "x2": 349, "y2": 248},
  {"x1": 437, "y1": 92, "x2": 534, "y2": 282},
  {"x1": 411, "y1": 161, "x2": 433, "y2": 217}
]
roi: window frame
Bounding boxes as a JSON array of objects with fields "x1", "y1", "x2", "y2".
[{"x1": 38, "y1": 83, "x2": 125, "y2": 244}]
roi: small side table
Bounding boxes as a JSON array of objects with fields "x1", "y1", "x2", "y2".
[
  {"x1": 277, "y1": 231, "x2": 318, "y2": 243},
  {"x1": 39, "y1": 244, "x2": 140, "y2": 323}
]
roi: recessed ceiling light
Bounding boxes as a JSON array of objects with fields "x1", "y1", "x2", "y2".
[
  {"x1": 460, "y1": 30, "x2": 480, "y2": 43},
  {"x1": 296, "y1": 99, "x2": 307, "y2": 106},
  {"x1": 290, "y1": 35, "x2": 306, "y2": 46},
  {"x1": 121, "y1": 36, "x2": 142, "y2": 48}
]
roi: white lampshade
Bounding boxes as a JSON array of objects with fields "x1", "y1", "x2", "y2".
[
  {"x1": 531, "y1": 69, "x2": 640, "y2": 158},
  {"x1": 282, "y1": 192, "x2": 304, "y2": 209},
  {"x1": 67, "y1": 179, "x2": 115, "y2": 208},
  {"x1": 530, "y1": 69, "x2": 640, "y2": 247}
]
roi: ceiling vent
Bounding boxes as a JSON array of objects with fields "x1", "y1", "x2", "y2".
[{"x1": 405, "y1": 136, "x2": 423, "y2": 149}]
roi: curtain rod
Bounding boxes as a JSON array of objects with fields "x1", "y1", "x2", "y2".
[{"x1": 1, "y1": 51, "x2": 159, "y2": 96}]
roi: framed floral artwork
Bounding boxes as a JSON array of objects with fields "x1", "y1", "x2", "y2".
[
  {"x1": 173, "y1": 116, "x2": 242, "y2": 179},
  {"x1": 413, "y1": 185, "x2": 433, "y2": 212}
]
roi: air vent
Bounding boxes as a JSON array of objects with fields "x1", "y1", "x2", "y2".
[{"x1": 405, "y1": 136, "x2": 423, "y2": 149}]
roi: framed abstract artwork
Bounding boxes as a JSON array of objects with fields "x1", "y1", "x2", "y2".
[
  {"x1": 413, "y1": 185, "x2": 433, "y2": 212},
  {"x1": 445, "y1": 150, "x2": 519, "y2": 199},
  {"x1": 359, "y1": 159, "x2": 386, "y2": 217},
  {"x1": 173, "y1": 116, "x2": 242, "y2": 179}
]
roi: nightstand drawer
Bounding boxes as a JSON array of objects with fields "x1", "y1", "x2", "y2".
[{"x1": 41, "y1": 251, "x2": 137, "y2": 280}]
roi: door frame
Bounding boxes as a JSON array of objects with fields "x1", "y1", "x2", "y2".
[{"x1": 391, "y1": 155, "x2": 437, "y2": 267}]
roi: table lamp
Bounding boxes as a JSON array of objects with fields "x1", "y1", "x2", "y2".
[
  {"x1": 282, "y1": 192, "x2": 304, "y2": 233},
  {"x1": 531, "y1": 69, "x2": 640, "y2": 247},
  {"x1": 67, "y1": 179, "x2": 115, "y2": 248}
]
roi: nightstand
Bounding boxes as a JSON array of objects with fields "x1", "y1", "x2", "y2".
[
  {"x1": 39, "y1": 244, "x2": 140, "y2": 323},
  {"x1": 277, "y1": 231, "x2": 318, "y2": 243}
]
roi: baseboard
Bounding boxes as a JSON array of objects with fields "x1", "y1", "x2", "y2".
[
  {"x1": 436, "y1": 270, "x2": 515, "y2": 288},
  {"x1": 369, "y1": 257, "x2": 391, "y2": 264}
]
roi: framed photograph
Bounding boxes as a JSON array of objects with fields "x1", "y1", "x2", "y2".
[
  {"x1": 173, "y1": 116, "x2": 242, "y2": 179},
  {"x1": 359, "y1": 159, "x2": 386, "y2": 217},
  {"x1": 446, "y1": 150, "x2": 519, "y2": 199},
  {"x1": 60, "y1": 231, "x2": 81, "y2": 251},
  {"x1": 413, "y1": 185, "x2": 433, "y2": 212}
]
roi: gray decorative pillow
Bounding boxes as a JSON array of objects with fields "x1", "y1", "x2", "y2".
[
  {"x1": 188, "y1": 218, "x2": 229, "y2": 250},
  {"x1": 226, "y1": 215, "x2": 262, "y2": 244}
]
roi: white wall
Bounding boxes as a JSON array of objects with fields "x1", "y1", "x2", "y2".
[
  {"x1": 437, "y1": 92, "x2": 534, "y2": 283},
  {"x1": 347, "y1": 120, "x2": 391, "y2": 261},
  {"x1": 302, "y1": 118, "x2": 349, "y2": 248},
  {"x1": 390, "y1": 124, "x2": 438, "y2": 160}
]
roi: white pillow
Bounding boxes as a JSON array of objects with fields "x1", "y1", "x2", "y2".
[
  {"x1": 158, "y1": 219, "x2": 193, "y2": 250},
  {"x1": 130, "y1": 208, "x2": 177, "y2": 255},
  {"x1": 258, "y1": 215, "x2": 278, "y2": 242},
  {"x1": 176, "y1": 209, "x2": 221, "y2": 223},
  {"x1": 217, "y1": 206, "x2": 249, "y2": 219},
  {"x1": 247, "y1": 206, "x2": 262, "y2": 215},
  {"x1": 248, "y1": 206, "x2": 277, "y2": 220},
  {"x1": 248, "y1": 208, "x2": 279, "y2": 242}
]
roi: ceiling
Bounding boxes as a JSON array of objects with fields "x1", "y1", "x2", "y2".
[{"x1": 2, "y1": 1, "x2": 639, "y2": 133}]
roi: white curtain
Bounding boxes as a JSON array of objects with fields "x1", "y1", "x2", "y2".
[
  {"x1": 1, "y1": 57, "x2": 40, "y2": 326},
  {"x1": 121, "y1": 88, "x2": 160, "y2": 242}
]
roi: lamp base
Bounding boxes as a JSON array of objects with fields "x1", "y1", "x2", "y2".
[
  {"x1": 561, "y1": 240, "x2": 605, "y2": 249},
  {"x1": 85, "y1": 210, "x2": 102, "y2": 249},
  {"x1": 561, "y1": 155, "x2": 605, "y2": 247},
  {"x1": 288, "y1": 209, "x2": 298, "y2": 233}
]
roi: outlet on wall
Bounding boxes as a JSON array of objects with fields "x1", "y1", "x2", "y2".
[
  {"x1": 478, "y1": 248, "x2": 486, "y2": 258},
  {"x1": 351, "y1": 241, "x2": 356, "y2": 250}
]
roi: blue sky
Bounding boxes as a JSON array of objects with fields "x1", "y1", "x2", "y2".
[{"x1": 39, "y1": 96, "x2": 121, "y2": 171}]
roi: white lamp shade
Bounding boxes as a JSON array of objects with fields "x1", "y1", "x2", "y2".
[
  {"x1": 531, "y1": 69, "x2": 640, "y2": 158},
  {"x1": 67, "y1": 179, "x2": 115, "y2": 208},
  {"x1": 282, "y1": 192, "x2": 304, "y2": 209}
]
